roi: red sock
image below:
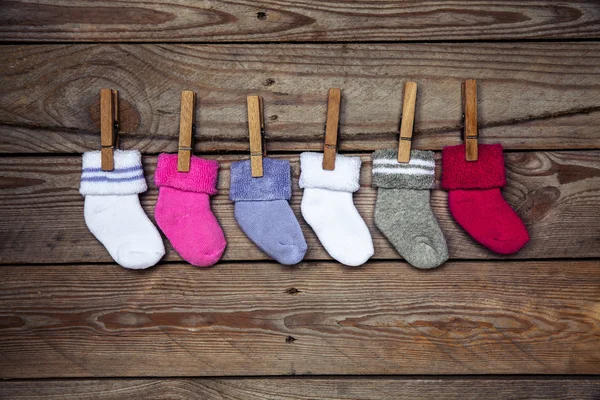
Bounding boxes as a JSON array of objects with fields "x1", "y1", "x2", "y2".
[{"x1": 442, "y1": 144, "x2": 529, "y2": 254}]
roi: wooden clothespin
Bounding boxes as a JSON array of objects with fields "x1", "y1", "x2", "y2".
[
  {"x1": 177, "y1": 91, "x2": 196, "y2": 172},
  {"x1": 247, "y1": 95, "x2": 266, "y2": 177},
  {"x1": 398, "y1": 82, "x2": 417, "y2": 163},
  {"x1": 323, "y1": 88, "x2": 341, "y2": 170},
  {"x1": 462, "y1": 79, "x2": 478, "y2": 161},
  {"x1": 100, "y1": 88, "x2": 119, "y2": 171}
]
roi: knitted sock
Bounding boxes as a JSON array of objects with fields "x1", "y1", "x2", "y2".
[
  {"x1": 80, "y1": 150, "x2": 165, "y2": 269},
  {"x1": 442, "y1": 143, "x2": 529, "y2": 254},
  {"x1": 299, "y1": 152, "x2": 374, "y2": 267},
  {"x1": 372, "y1": 149, "x2": 448, "y2": 269},
  {"x1": 154, "y1": 154, "x2": 226, "y2": 267},
  {"x1": 230, "y1": 158, "x2": 307, "y2": 265}
]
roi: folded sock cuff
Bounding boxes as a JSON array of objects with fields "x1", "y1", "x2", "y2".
[
  {"x1": 442, "y1": 143, "x2": 506, "y2": 190},
  {"x1": 80, "y1": 150, "x2": 147, "y2": 196},
  {"x1": 298, "y1": 152, "x2": 361, "y2": 193},
  {"x1": 230, "y1": 158, "x2": 292, "y2": 201},
  {"x1": 154, "y1": 154, "x2": 219, "y2": 195},
  {"x1": 372, "y1": 148, "x2": 435, "y2": 190}
]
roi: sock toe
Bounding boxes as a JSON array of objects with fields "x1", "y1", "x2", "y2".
[
  {"x1": 116, "y1": 243, "x2": 165, "y2": 270},
  {"x1": 333, "y1": 244, "x2": 374, "y2": 267},
  {"x1": 187, "y1": 245, "x2": 227, "y2": 267},
  {"x1": 275, "y1": 241, "x2": 307, "y2": 265},
  {"x1": 489, "y1": 231, "x2": 530, "y2": 254},
  {"x1": 407, "y1": 239, "x2": 448, "y2": 269}
]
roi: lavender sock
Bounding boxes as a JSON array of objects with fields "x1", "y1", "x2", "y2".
[{"x1": 230, "y1": 158, "x2": 307, "y2": 265}]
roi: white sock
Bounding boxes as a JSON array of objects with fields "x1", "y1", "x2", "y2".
[
  {"x1": 299, "y1": 152, "x2": 374, "y2": 266},
  {"x1": 80, "y1": 150, "x2": 165, "y2": 269}
]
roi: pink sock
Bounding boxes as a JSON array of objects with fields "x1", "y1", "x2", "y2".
[{"x1": 154, "y1": 154, "x2": 226, "y2": 267}]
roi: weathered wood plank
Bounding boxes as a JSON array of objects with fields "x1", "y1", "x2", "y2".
[
  {"x1": 1, "y1": 1, "x2": 600, "y2": 42},
  {"x1": 0, "y1": 261, "x2": 598, "y2": 378},
  {"x1": 1, "y1": 152, "x2": 599, "y2": 263},
  {"x1": 1, "y1": 377, "x2": 599, "y2": 399},
  {"x1": 1, "y1": 43, "x2": 600, "y2": 154}
]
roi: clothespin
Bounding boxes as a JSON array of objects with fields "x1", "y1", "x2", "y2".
[
  {"x1": 398, "y1": 82, "x2": 417, "y2": 163},
  {"x1": 462, "y1": 79, "x2": 478, "y2": 161},
  {"x1": 100, "y1": 88, "x2": 119, "y2": 171},
  {"x1": 247, "y1": 95, "x2": 266, "y2": 177},
  {"x1": 177, "y1": 91, "x2": 196, "y2": 172},
  {"x1": 322, "y1": 88, "x2": 341, "y2": 170}
]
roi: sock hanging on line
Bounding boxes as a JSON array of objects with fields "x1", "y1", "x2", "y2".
[
  {"x1": 372, "y1": 149, "x2": 448, "y2": 269},
  {"x1": 154, "y1": 154, "x2": 226, "y2": 267},
  {"x1": 80, "y1": 150, "x2": 165, "y2": 269},
  {"x1": 442, "y1": 143, "x2": 529, "y2": 254},
  {"x1": 299, "y1": 152, "x2": 374, "y2": 267},
  {"x1": 230, "y1": 158, "x2": 307, "y2": 265}
]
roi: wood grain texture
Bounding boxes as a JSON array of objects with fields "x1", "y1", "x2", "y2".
[
  {"x1": 1, "y1": 151, "x2": 599, "y2": 264},
  {"x1": 0, "y1": 261, "x2": 598, "y2": 378},
  {"x1": 1, "y1": 1, "x2": 600, "y2": 42},
  {"x1": 1, "y1": 43, "x2": 600, "y2": 154},
  {"x1": 2, "y1": 0, "x2": 599, "y2": 389},
  {"x1": 1, "y1": 377, "x2": 599, "y2": 399}
]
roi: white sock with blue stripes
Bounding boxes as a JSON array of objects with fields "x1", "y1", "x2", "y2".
[{"x1": 80, "y1": 150, "x2": 164, "y2": 269}]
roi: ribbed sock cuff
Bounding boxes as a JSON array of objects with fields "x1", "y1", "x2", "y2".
[
  {"x1": 299, "y1": 152, "x2": 361, "y2": 193},
  {"x1": 230, "y1": 158, "x2": 292, "y2": 201},
  {"x1": 154, "y1": 154, "x2": 219, "y2": 195},
  {"x1": 372, "y1": 149, "x2": 435, "y2": 190},
  {"x1": 442, "y1": 143, "x2": 506, "y2": 190},
  {"x1": 80, "y1": 150, "x2": 147, "y2": 196}
]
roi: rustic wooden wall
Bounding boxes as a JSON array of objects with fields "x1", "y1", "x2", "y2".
[{"x1": 0, "y1": 1, "x2": 599, "y2": 399}]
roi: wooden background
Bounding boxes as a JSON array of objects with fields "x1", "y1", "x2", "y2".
[{"x1": 0, "y1": 1, "x2": 599, "y2": 398}]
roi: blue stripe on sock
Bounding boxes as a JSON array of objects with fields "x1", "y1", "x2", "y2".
[
  {"x1": 82, "y1": 165, "x2": 143, "y2": 174},
  {"x1": 81, "y1": 174, "x2": 145, "y2": 183}
]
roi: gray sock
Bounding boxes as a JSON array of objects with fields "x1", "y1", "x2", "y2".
[{"x1": 372, "y1": 149, "x2": 449, "y2": 269}]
